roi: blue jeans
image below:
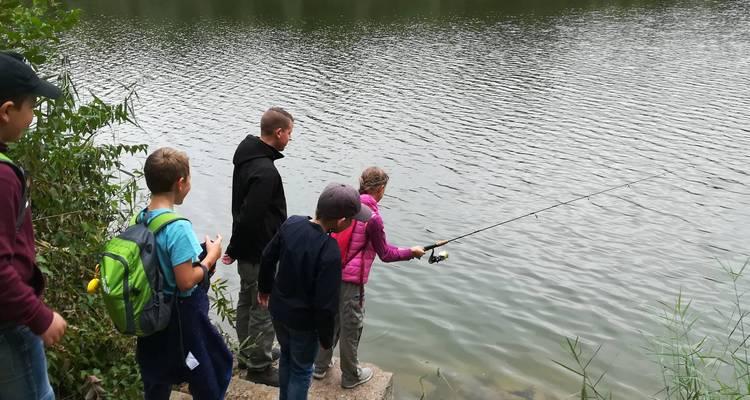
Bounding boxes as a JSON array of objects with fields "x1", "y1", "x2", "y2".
[
  {"x1": 0, "y1": 325, "x2": 54, "y2": 400},
  {"x1": 273, "y1": 321, "x2": 319, "y2": 400}
]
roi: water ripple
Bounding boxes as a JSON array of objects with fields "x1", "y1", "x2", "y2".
[{"x1": 64, "y1": 4, "x2": 750, "y2": 398}]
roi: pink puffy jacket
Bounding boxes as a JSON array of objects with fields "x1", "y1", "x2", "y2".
[{"x1": 341, "y1": 194, "x2": 413, "y2": 285}]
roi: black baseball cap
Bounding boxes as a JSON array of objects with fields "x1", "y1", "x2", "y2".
[
  {"x1": 317, "y1": 183, "x2": 372, "y2": 222},
  {"x1": 0, "y1": 52, "x2": 61, "y2": 99}
]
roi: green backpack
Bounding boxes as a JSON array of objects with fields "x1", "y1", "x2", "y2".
[
  {"x1": 100, "y1": 210, "x2": 187, "y2": 336},
  {"x1": 0, "y1": 152, "x2": 29, "y2": 231}
]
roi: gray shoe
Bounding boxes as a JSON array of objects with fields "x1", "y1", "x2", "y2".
[
  {"x1": 341, "y1": 367, "x2": 374, "y2": 389},
  {"x1": 237, "y1": 347, "x2": 280, "y2": 369},
  {"x1": 312, "y1": 369, "x2": 327, "y2": 380},
  {"x1": 245, "y1": 365, "x2": 280, "y2": 387},
  {"x1": 313, "y1": 361, "x2": 333, "y2": 380}
]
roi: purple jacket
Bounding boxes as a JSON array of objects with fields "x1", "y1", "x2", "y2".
[
  {"x1": 341, "y1": 194, "x2": 412, "y2": 285},
  {"x1": 0, "y1": 144, "x2": 53, "y2": 334}
]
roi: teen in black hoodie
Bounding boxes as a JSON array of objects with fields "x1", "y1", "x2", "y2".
[
  {"x1": 223, "y1": 107, "x2": 293, "y2": 386},
  {"x1": 226, "y1": 133, "x2": 287, "y2": 262}
]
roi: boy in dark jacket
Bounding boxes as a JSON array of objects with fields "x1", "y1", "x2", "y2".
[
  {"x1": 0, "y1": 51, "x2": 66, "y2": 400},
  {"x1": 258, "y1": 183, "x2": 372, "y2": 400},
  {"x1": 223, "y1": 107, "x2": 293, "y2": 386}
]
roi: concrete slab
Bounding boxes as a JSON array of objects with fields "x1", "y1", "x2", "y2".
[
  {"x1": 169, "y1": 392, "x2": 192, "y2": 400},
  {"x1": 308, "y1": 360, "x2": 393, "y2": 400},
  {"x1": 172, "y1": 358, "x2": 393, "y2": 400}
]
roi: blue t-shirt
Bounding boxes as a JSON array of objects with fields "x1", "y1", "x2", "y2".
[{"x1": 138, "y1": 208, "x2": 202, "y2": 297}]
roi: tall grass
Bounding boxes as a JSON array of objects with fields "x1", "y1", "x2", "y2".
[{"x1": 558, "y1": 260, "x2": 750, "y2": 399}]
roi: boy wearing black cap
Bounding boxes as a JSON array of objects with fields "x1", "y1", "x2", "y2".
[
  {"x1": 258, "y1": 183, "x2": 371, "y2": 400},
  {"x1": 0, "y1": 51, "x2": 66, "y2": 399}
]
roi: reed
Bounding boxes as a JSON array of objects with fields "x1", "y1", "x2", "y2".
[{"x1": 558, "y1": 260, "x2": 750, "y2": 400}]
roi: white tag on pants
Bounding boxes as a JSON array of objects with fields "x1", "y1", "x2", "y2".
[{"x1": 185, "y1": 351, "x2": 200, "y2": 370}]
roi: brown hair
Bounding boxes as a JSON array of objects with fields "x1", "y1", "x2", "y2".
[
  {"x1": 144, "y1": 147, "x2": 190, "y2": 194},
  {"x1": 314, "y1": 214, "x2": 343, "y2": 226},
  {"x1": 260, "y1": 107, "x2": 294, "y2": 136},
  {"x1": 0, "y1": 92, "x2": 35, "y2": 110},
  {"x1": 359, "y1": 167, "x2": 389, "y2": 195}
]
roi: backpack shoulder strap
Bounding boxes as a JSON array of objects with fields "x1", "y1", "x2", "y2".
[
  {"x1": 0, "y1": 152, "x2": 28, "y2": 231},
  {"x1": 147, "y1": 212, "x2": 188, "y2": 235}
]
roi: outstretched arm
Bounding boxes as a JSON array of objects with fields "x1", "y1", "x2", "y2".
[{"x1": 366, "y1": 215, "x2": 414, "y2": 262}]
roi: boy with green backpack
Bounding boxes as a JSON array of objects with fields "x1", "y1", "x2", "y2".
[{"x1": 116, "y1": 147, "x2": 232, "y2": 399}]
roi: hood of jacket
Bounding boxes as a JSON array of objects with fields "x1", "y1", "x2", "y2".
[
  {"x1": 360, "y1": 193, "x2": 379, "y2": 213},
  {"x1": 233, "y1": 135, "x2": 283, "y2": 166}
]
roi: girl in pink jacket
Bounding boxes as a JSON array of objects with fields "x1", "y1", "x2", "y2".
[{"x1": 313, "y1": 167, "x2": 425, "y2": 389}]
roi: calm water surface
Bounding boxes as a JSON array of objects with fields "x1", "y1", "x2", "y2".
[{"x1": 65, "y1": 1, "x2": 750, "y2": 398}]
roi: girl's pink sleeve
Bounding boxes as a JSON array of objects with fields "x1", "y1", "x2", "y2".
[{"x1": 366, "y1": 214, "x2": 412, "y2": 262}]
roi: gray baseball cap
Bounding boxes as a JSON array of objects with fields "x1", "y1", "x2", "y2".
[{"x1": 317, "y1": 183, "x2": 372, "y2": 222}]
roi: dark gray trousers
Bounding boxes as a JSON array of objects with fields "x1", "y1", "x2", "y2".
[
  {"x1": 314, "y1": 282, "x2": 365, "y2": 385},
  {"x1": 236, "y1": 260, "x2": 276, "y2": 371}
]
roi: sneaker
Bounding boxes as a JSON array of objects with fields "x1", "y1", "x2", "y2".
[
  {"x1": 341, "y1": 367, "x2": 374, "y2": 389},
  {"x1": 313, "y1": 361, "x2": 333, "y2": 380},
  {"x1": 313, "y1": 360, "x2": 333, "y2": 379},
  {"x1": 238, "y1": 347, "x2": 281, "y2": 369},
  {"x1": 312, "y1": 369, "x2": 327, "y2": 380},
  {"x1": 245, "y1": 365, "x2": 280, "y2": 387}
]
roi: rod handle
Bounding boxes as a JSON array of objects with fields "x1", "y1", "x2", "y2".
[{"x1": 423, "y1": 240, "x2": 448, "y2": 251}]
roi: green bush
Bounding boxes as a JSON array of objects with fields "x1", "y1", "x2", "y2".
[{"x1": 2, "y1": 1, "x2": 147, "y2": 398}]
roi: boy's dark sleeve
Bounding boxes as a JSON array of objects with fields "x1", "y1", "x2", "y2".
[
  {"x1": 0, "y1": 168, "x2": 53, "y2": 334},
  {"x1": 227, "y1": 166, "x2": 277, "y2": 259},
  {"x1": 258, "y1": 231, "x2": 281, "y2": 294},
  {"x1": 313, "y1": 240, "x2": 342, "y2": 349}
]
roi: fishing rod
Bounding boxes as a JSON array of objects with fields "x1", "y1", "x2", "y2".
[{"x1": 423, "y1": 170, "x2": 669, "y2": 264}]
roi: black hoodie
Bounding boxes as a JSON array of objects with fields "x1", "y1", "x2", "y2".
[{"x1": 227, "y1": 135, "x2": 287, "y2": 262}]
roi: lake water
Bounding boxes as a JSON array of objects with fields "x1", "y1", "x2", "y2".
[{"x1": 64, "y1": 0, "x2": 750, "y2": 398}]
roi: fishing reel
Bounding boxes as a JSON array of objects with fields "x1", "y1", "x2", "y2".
[
  {"x1": 423, "y1": 240, "x2": 450, "y2": 264},
  {"x1": 428, "y1": 249, "x2": 449, "y2": 264}
]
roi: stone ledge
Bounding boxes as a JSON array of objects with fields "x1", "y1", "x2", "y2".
[{"x1": 171, "y1": 359, "x2": 393, "y2": 400}]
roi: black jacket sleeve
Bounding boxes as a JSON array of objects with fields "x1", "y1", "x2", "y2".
[
  {"x1": 259, "y1": 231, "x2": 281, "y2": 294},
  {"x1": 227, "y1": 164, "x2": 278, "y2": 258},
  {"x1": 313, "y1": 240, "x2": 342, "y2": 349}
]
